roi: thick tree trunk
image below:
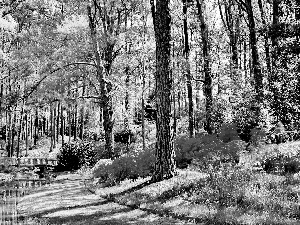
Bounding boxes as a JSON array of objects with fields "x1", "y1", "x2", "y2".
[
  {"x1": 150, "y1": 0, "x2": 176, "y2": 182},
  {"x1": 183, "y1": 0, "x2": 194, "y2": 138},
  {"x1": 196, "y1": 0, "x2": 213, "y2": 134},
  {"x1": 269, "y1": 0, "x2": 280, "y2": 120}
]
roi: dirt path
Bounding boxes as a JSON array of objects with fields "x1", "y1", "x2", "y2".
[{"x1": 18, "y1": 173, "x2": 196, "y2": 225}]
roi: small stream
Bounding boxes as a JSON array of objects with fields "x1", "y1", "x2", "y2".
[{"x1": 0, "y1": 172, "x2": 53, "y2": 224}]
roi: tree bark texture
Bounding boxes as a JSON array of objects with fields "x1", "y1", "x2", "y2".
[
  {"x1": 183, "y1": 0, "x2": 194, "y2": 138},
  {"x1": 245, "y1": 0, "x2": 263, "y2": 106},
  {"x1": 257, "y1": 0, "x2": 271, "y2": 74},
  {"x1": 34, "y1": 107, "x2": 38, "y2": 145},
  {"x1": 87, "y1": 4, "x2": 115, "y2": 158},
  {"x1": 151, "y1": 0, "x2": 176, "y2": 182},
  {"x1": 196, "y1": 0, "x2": 213, "y2": 134},
  {"x1": 50, "y1": 103, "x2": 53, "y2": 152}
]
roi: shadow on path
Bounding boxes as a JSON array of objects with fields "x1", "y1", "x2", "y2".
[{"x1": 18, "y1": 174, "x2": 195, "y2": 225}]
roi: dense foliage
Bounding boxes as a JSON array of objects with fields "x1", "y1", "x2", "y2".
[{"x1": 56, "y1": 141, "x2": 98, "y2": 171}]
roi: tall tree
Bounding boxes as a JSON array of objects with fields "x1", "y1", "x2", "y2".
[
  {"x1": 150, "y1": 0, "x2": 176, "y2": 182},
  {"x1": 87, "y1": 0, "x2": 123, "y2": 158},
  {"x1": 183, "y1": 0, "x2": 194, "y2": 138},
  {"x1": 235, "y1": 0, "x2": 264, "y2": 122},
  {"x1": 196, "y1": 0, "x2": 213, "y2": 134}
]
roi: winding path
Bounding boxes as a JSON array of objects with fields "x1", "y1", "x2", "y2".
[{"x1": 18, "y1": 173, "x2": 196, "y2": 225}]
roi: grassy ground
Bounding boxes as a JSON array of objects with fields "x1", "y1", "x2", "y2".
[
  {"x1": 85, "y1": 168, "x2": 300, "y2": 225},
  {"x1": 14, "y1": 138, "x2": 300, "y2": 224},
  {"x1": 85, "y1": 140, "x2": 300, "y2": 225}
]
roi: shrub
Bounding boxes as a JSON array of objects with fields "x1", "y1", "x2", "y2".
[
  {"x1": 175, "y1": 134, "x2": 246, "y2": 170},
  {"x1": 191, "y1": 167, "x2": 254, "y2": 208},
  {"x1": 92, "y1": 144, "x2": 155, "y2": 186},
  {"x1": 257, "y1": 142, "x2": 300, "y2": 174},
  {"x1": 218, "y1": 123, "x2": 240, "y2": 143},
  {"x1": 250, "y1": 127, "x2": 267, "y2": 145},
  {"x1": 56, "y1": 141, "x2": 98, "y2": 171},
  {"x1": 114, "y1": 129, "x2": 136, "y2": 144}
]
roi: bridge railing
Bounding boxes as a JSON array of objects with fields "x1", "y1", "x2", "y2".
[{"x1": 0, "y1": 157, "x2": 57, "y2": 167}]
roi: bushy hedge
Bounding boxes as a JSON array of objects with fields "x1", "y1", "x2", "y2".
[
  {"x1": 92, "y1": 145, "x2": 155, "y2": 186},
  {"x1": 257, "y1": 143, "x2": 300, "y2": 174},
  {"x1": 56, "y1": 141, "x2": 98, "y2": 171},
  {"x1": 114, "y1": 129, "x2": 136, "y2": 144},
  {"x1": 175, "y1": 133, "x2": 246, "y2": 170}
]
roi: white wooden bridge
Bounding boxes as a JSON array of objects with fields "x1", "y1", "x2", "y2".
[{"x1": 0, "y1": 157, "x2": 57, "y2": 168}]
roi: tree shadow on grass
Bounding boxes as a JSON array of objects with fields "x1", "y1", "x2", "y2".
[
  {"x1": 24, "y1": 199, "x2": 111, "y2": 218},
  {"x1": 106, "y1": 180, "x2": 154, "y2": 199},
  {"x1": 29, "y1": 207, "x2": 189, "y2": 225}
]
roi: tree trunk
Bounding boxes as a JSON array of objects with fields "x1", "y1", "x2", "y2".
[
  {"x1": 257, "y1": 0, "x2": 271, "y2": 74},
  {"x1": 61, "y1": 103, "x2": 65, "y2": 145},
  {"x1": 269, "y1": 0, "x2": 280, "y2": 120},
  {"x1": 7, "y1": 111, "x2": 12, "y2": 157},
  {"x1": 25, "y1": 113, "x2": 28, "y2": 156},
  {"x1": 219, "y1": 0, "x2": 239, "y2": 78},
  {"x1": 30, "y1": 115, "x2": 33, "y2": 141},
  {"x1": 271, "y1": 0, "x2": 279, "y2": 69},
  {"x1": 142, "y1": 67, "x2": 146, "y2": 151},
  {"x1": 87, "y1": 4, "x2": 114, "y2": 158},
  {"x1": 196, "y1": 0, "x2": 213, "y2": 134},
  {"x1": 183, "y1": 0, "x2": 194, "y2": 138},
  {"x1": 74, "y1": 103, "x2": 78, "y2": 140},
  {"x1": 53, "y1": 102, "x2": 56, "y2": 149},
  {"x1": 57, "y1": 101, "x2": 60, "y2": 143},
  {"x1": 79, "y1": 83, "x2": 86, "y2": 139},
  {"x1": 245, "y1": 0, "x2": 264, "y2": 119},
  {"x1": 11, "y1": 111, "x2": 16, "y2": 156},
  {"x1": 150, "y1": 0, "x2": 176, "y2": 182},
  {"x1": 50, "y1": 103, "x2": 53, "y2": 152},
  {"x1": 34, "y1": 107, "x2": 38, "y2": 146},
  {"x1": 68, "y1": 108, "x2": 71, "y2": 143},
  {"x1": 16, "y1": 104, "x2": 24, "y2": 158}
]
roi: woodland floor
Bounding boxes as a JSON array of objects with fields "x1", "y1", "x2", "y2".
[{"x1": 17, "y1": 172, "x2": 197, "y2": 225}]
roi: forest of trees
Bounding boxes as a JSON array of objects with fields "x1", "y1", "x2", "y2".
[{"x1": 0, "y1": 0, "x2": 299, "y2": 180}]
